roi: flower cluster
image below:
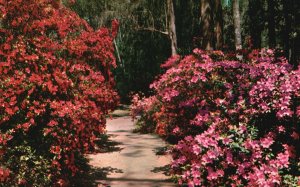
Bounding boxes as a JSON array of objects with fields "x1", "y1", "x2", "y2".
[
  {"x1": 132, "y1": 49, "x2": 300, "y2": 186},
  {"x1": 131, "y1": 94, "x2": 160, "y2": 133},
  {"x1": 0, "y1": 167, "x2": 9, "y2": 183},
  {"x1": 0, "y1": 0, "x2": 118, "y2": 185}
]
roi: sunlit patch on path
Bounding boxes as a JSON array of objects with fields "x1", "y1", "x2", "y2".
[{"x1": 88, "y1": 110, "x2": 175, "y2": 187}]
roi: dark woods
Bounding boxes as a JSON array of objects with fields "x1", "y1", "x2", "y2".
[{"x1": 70, "y1": 0, "x2": 299, "y2": 101}]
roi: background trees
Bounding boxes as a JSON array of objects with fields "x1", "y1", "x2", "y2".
[
  {"x1": 232, "y1": 0, "x2": 242, "y2": 50},
  {"x1": 69, "y1": 0, "x2": 299, "y2": 100}
]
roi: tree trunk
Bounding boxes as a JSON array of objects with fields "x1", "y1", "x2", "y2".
[
  {"x1": 232, "y1": 0, "x2": 242, "y2": 50},
  {"x1": 283, "y1": 0, "x2": 292, "y2": 61},
  {"x1": 283, "y1": 0, "x2": 298, "y2": 68},
  {"x1": 167, "y1": 0, "x2": 178, "y2": 55},
  {"x1": 267, "y1": 0, "x2": 276, "y2": 48},
  {"x1": 248, "y1": 0, "x2": 263, "y2": 48},
  {"x1": 214, "y1": 0, "x2": 223, "y2": 50},
  {"x1": 200, "y1": 0, "x2": 214, "y2": 50}
]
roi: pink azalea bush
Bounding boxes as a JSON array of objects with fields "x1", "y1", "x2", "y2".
[
  {"x1": 131, "y1": 49, "x2": 300, "y2": 186},
  {"x1": 131, "y1": 94, "x2": 160, "y2": 133}
]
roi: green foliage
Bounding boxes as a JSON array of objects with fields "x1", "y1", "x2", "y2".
[
  {"x1": 282, "y1": 174, "x2": 300, "y2": 187},
  {"x1": 3, "y1": 144, "x2": 53, "y2": 187}
]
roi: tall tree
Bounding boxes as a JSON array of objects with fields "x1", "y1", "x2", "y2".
[
  {"x1": 283, "y1": 0, "x2": 298, "y2": 67},
  {"x1": 214, "y1": 0, "x2": 223, "y2": 49},
  {"x1": 248, "y1": 0, "x2": 264, "y2": 48},
  {"x1": 282, "y1": 0, "x2": 292, "y2": 61},
  {"x1": 267, "y1": 0, "x2": 276, "y2": 48},
  {"x1": 200, "y1": 0, "x2": 214, "y2": 50},
  {"x1": 167, "y1": 0, "x2": 178, "y2": 55},
  {"x1": 232, "y1": 0, "x2": 242, "y2": 50},
  {"x1": 174, "y1": 0, "x2": 197, "y2": 54}
]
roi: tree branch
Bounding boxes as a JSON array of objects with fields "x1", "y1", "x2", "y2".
[{"x1": 134, "y1": 27, "x2": 169, "y2": 35}]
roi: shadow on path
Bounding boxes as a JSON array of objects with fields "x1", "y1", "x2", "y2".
[
  {"x1": 71, "y1": 166, "x2": 123, "y2": 187},
  {"x1": 94, "y1": 134, "x2": 124, "y2": 153},
  {"x1": 86, "y1": 113, "x2": 176, "y2": 187}
]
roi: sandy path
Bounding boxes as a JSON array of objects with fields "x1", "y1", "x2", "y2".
[{"x1": 88, "y1": 115, "x2": 176, "y2": 187}]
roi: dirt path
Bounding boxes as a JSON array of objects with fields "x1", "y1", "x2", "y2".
[{"x1": 88, "y1": 111, "x2": 175, "y2": 187}]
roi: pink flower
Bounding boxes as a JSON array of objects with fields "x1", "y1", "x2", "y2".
[
  {"x1": 191, "y1": 169, "x2": 201, "y2": 178},
  {"x1": 291, "y1": 131, "x2": 299, "y2": 140},
  {"x1": 187, "y1": 180, "x2": 194, "y2": 187},
  {"x1": 172, "y1": 126, "x2": 180, "y2": 134},
  {"x1": 226, "y1": 150, "x2": 233, "y2": 164},
  {"x1": 182, "y1": 170, "x2": 191, "y2": 179},
  {"x1": 161, "y1": 54, "x2": 180, "y2": 68},
  {"x1": 276, "y1": 108, "x2": 293, "y2": 118},
  {"x1": 163, "y1": 89, "x2": 179, "y2": 101},
  {"x1": 207, "y1": 149, "x2": 219, "y2": 159},
  {"x1": 276, "y1": 152, "x2": 289, "y2": 168},
  {"x1": 222, "y1": 137, "x2": 232, "y2": 145},
  {"x1": 191, "y1": 76, "x2": 199, "y2": 83},
  {"x1": 178, "y1": 156, "x2": 187, "y2": 164},
  {"x1": 191, "y1": 111, "x2": 210, "y2": 126},
  {"x1": 258, "y1": 102, "x2": 270, "y2": 111},
  {"x1": 201, "y1": 154, "x2": 212, "y2": 165},
  {"x1": 251, "y1": 168, "x2": 266, "y2": 185},
  {"x1": 216, "y1": 169, "x2": 224, "y2": 177},
  {"x1": 215, "y1": 98, "x2": 225, "y2": 106},
  {"x1": 277, "y1": 125, "x2": 285, "y2": 133},
  {"x1": 192, "y1": 145, "x2": 201, "y2": 155},
  {"x1": 207, "y1": 167, "x2": 218, "y2": 181},
  {"x1": 193, "y1": 178, "x2": 201, "y2": 186},
  {"x1": 239, "y1": 125, "x2": 247, "y2": 133},
  {"x1": 260, "y1": 137, "x2": 274, "y2": 148}
]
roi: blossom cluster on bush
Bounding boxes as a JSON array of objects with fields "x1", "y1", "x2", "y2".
[
  {"x1": 0, "y1": 0, "x2": 118, "y2": 185},
  {"x1": 131, "y1": 94, "x2": 161, "y2": 133},
  {"x1": 131, "y1": 49, "x2": 300, "y2": 186}
]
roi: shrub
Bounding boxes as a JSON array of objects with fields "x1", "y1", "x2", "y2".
[
  {"x1": 132, "y1": 49, "x2": 300, "y2": 186},
  {"x1": 0, "y1": 0, "x2": 119, "y2": 185},
  {"x1": 131, "y1": 94, "x2": 160, "y2": 133}
]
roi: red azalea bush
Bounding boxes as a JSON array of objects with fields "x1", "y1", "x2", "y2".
[
  {"x1": 131, "y1": 49, "x2": 300, "y2": 186},
  {"x1": 0, "y1": 0, "x2": 118, "y2": 185}
]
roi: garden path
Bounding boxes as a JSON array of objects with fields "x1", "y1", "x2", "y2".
[{"x1": 88, "y1": 109, "x2": 176, "y2": 187}]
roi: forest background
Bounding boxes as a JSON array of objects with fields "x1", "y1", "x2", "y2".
[{"x1": 69, "y1": 0, "x2": 299, "y2": 102}]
